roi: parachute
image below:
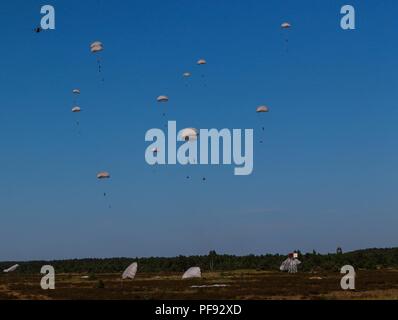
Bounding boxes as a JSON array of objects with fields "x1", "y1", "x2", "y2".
[
  {"x1": 71, "y1": 89, "x2": 82, "y2": 134},
  {"x1": 90, "y1": 41, "x2": 104, "y2": 53},
  {"x1": 256, "y1": 106, "x2": 270, "y2": 113},
  {"x1": 122, "y1": 262, "x2": 138, "y2": 280},
  {"x1": 182, "y1": 267, "x2": 202, "y2": 279},
  {"x1": 281, "y1": 22, "x2": 292, "y2": 29},
  {"x1": 90, "y1": 41, "x2": 104, "y2": 81},
  {"x1": 97, "y1": 172, "x2": 111, "y2": 206},
  {"x1": 256, "y1": 105, "x2": 270, "y2": 143},
  {"x1": 180, "y1": 128, "x2": 199, "y2": 142},
  {"x1": 183, "y1": 73, "x2": 192, "y2": 87},
  {"x1": 157, "y1": 95, "x2": 169, "y2": 103},
  {"x1": 3, "y1": 264, "x2": 19, "y2": 273},
  {"x1": 197, "y1": 59, "x2": 207, "y2": 86},
  {"x1": 97, "y1": 172, "x2": 111, "y2": 179},
  {"x1": 280, "y1": 254, "x2": 301, "y2": 274},
  {"x1": 281, "y1": 22, "x2": 292, "y2": 52}
]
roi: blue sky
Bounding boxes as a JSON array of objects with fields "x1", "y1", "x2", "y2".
[{"x1": 0, "y1": 0, "x2": 397, "y2": 261}]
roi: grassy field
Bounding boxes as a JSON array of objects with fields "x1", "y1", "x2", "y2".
[{"x1": 1, "y1": 269, "x2": 397, "y2": 300}]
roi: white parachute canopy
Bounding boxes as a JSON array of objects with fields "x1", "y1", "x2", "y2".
[
  {"x1": 72, "y1": 89, "x2": 81, "y2": 94},
  {"x1": 280, "y1": 257, "x2": 301, "y2": 274},
  {"x1": 180, "y1": 128, "x2": 199, "y2": 142},
  {"x1": 122, "y1": 262, "x2": 138, "y2": 280},
  {"x1": 72, "y1": 106, "x2": 81, "y2": 113},
  {"x1": 182, "y1": 267, "x2": 202, "y2": 279},
  {"x1": 281, "y1": 22, "x2": 292, "y2": 29},
  {"x1": 97, "y1": 172, "x2": 111, "y2": 179},
  {"x1": 157, "y1": 95, "x2": 169, "y2": 103},
  {"x1": 3, "y1": 264, "x2": 19, "y2": 273},
  {"x1": 90, "y1": 41, "x2": 104, "y2": 53},
  {"x1": 256, "y1": 105, "x2": 270, "y2": 113}
]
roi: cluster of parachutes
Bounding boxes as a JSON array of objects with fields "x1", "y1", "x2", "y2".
[{"x1": 67, "y1": 20, "x2": 292, "y2": 204}]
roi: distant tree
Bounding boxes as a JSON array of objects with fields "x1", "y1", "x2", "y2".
[{"x1": 208, "y1": 250, "x2": 218, "y2": 271}]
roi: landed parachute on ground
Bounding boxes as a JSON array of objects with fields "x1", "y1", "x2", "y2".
[
  {"x1": 122, "y1": 262, "x2": 138, "y2": 280},
  {"x1": 3, "y1": 264, "x2": 19, "y2": 273},
  {"x1": 180, "y1": 128, "x2": 199, "y2": 142},
  {"x1": 182, "y1": 267, "x2": 202, "y2": 279},
  {"x1": 280, "y1": 254, "x2": 301, "y2": 274}
]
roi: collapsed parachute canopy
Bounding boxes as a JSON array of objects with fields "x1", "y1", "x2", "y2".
[
  {"x1": 197, "y1": 59, "x2": 207, "y2": 65},
  {"x1": 280, "y1": 256, "x2": 301, "y2": 274},
  {"x1": 256, "y1": 106, "x2": 270, "y2": 113},
  {"x1": 157, "y1": 95, "x2": 169, "y2": 103},
  {"x1": 180, "y1": 128, "x2": 199, "y2": 141},
  {"x1": 3, "y1": 264, "x2": 19, "y2": 273},
  {"x1": 72, "y1": 106, "x2": 81, "y2": 113},
  {"x1": 90, "y1": 41, "x2": 104, "y2": 53},
  {"x1": 122, "y1": 262, "x2": 138, "y2": 280},
  {"x1": 182, "y1": 267, "x2": 202, "y2": 279},
  {"x1": 281, "y1": 22, "x2": 292, "y2": 29},
  {"x1": 97, "y1": 172, "x2": 111, "y2": 179}
]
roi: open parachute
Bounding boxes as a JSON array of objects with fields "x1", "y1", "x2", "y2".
[
  {"x1": 256, "y1": 105, "x2": 270, "y2": 113},
  {"x1": 180, "y1": 128, "x2": 199, "y2": 141},
  {"x1": 157, "y1": 95, "x2": 169, "y2": 103},
  {"x1": 90, "y1": 41, "x2": 104, "y2": 53},
  {"x1": 97, "y1": 171, "x2": 111, "y2": 179}
]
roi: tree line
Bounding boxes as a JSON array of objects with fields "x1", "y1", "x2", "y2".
[{"x1": 1, "y1": 248, "x2": 397, "y2": 275}]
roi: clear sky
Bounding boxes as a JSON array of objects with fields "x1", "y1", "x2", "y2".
[{"x1": 0, "y1": 0, "x2": 397, "y2": 261}]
